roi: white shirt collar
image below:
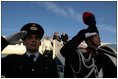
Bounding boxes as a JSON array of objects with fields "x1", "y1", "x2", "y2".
[{"x1": 26, "y1": 51, "x2": 40, "y2": 61}]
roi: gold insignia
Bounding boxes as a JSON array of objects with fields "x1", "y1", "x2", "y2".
[
  {"x1": 32, "y1": 24, "x2": 36, "y2": 26},
  {"x1": 30, "y1": 26, "x2": 38, "y2": 31}
]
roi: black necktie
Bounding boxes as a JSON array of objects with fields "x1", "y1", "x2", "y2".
[{"x1": 29, "y1": 54, "x2": 35, "y2": 63}]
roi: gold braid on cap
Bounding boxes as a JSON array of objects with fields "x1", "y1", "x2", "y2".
[{"x1": 30, "y1": 24, "x2": 38, "y2": 31}]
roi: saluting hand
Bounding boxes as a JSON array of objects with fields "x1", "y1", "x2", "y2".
[{"x1": 5, "y1": 31, "x2": 27, "y2": 45}]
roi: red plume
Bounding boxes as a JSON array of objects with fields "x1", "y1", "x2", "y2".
[{"x1": 83, "y1": 12, "x2": 96, "y2": 25}]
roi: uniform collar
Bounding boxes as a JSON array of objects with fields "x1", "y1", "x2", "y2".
[
  {"x1": 26, "y1": 51, "x2": 39, "y2": 58},
  {"x1": 86, "y1": 47, "x2": 98, "y2": 55},
  {"x1": 86, "y1": 47, "x2": 97, "y2": 51}
]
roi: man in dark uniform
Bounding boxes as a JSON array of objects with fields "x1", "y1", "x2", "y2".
[
  {"x1": 61, "y1": 32, "x2": 68, "y2": 45},
  {"x1": 1, "y1": 23, "x2": 59, "y2": 78},
  {"x1": 60, "y1": 12, "x2": 116, "y2": 78},
  {"x1": 53, "y1": 32, "x2": 61, "y2": 42}
]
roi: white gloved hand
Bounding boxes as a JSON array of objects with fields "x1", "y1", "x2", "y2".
[{"x1": 5, "y1": 31, "x2": 27, "y2": 45}]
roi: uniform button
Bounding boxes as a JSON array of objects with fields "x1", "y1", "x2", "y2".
[
  {"x1": 19, "y1": 66, "x2": 22, "y2": 69},
  {"x1": 32, "y1": 68, "x2": 35, "y2": 71},
  {"x1": 45, "y1": 67, "x2": 48, "y2": 70}
]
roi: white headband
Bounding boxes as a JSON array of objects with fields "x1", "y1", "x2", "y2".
[{"x1": 85, "y1": 32, "x2": 97, "y2": 38}]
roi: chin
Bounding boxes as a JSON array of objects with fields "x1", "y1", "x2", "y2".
[
  {"x1": 30, "y1": 49, "x2": 38, "y2": 52},
  {"x1": 97, "y1": 43, "x2": 101, "y2": 47}
]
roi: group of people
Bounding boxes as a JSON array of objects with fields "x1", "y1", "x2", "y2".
[
  {"x1": 53, "y1": 32, "x2": 69, "y2": 45},
  {"x1": 1, "y1": 12, "x2": 117, "y2": 78}
]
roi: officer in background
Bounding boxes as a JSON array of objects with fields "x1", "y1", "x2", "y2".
[
  {"x1": 60, "y1": 12, "x2": 116, "y2": 78},
  {"x1": 61, "y1": 32, "x2": 68, "y2": 45},
  {"x1": 1, "y1": 23, "x2": 59, "y2": 78},
  {"x1": 53, "y1": 32, "x2": 61, "y2": 42}
]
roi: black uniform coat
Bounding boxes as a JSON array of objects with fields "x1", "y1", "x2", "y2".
[
  {"x1": 61, "y1": 34, "x2": 68, "y2": 43},
  {"x1": 60, "y1": 32, "x2": 117, "y2": 78},
  {"x1": 1, "y1": 36, "x2": 59, "y2": 78}
]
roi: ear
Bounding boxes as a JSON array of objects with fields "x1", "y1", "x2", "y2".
[
  {"x1": 85, "y1": 38, "x2": 92, "y2": 46},
  {"x1": 23, "y1": 41, "x2": 26, "y2": 46},
  {"x1": 39, "y1": 40, "x2": 41, "y2": 46}
]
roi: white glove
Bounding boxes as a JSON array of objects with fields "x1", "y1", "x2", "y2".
[{"x1": 5, "y1": 31, "x2": 27, "y2": 45}]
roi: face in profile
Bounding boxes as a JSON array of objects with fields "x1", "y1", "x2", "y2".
[
  {"x1": 85, "y1": 33, "x2": 101, "y2": 48},
  {"x1": 90, "y1": 34, "x2": 101, "y2": 47}
]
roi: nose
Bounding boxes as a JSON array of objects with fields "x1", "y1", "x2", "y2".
[
  {"x1": 98, "y1": 36, "x2": 101, "y2": 42},
  {"x1": 32, "y1": 36, "x2": 37, "y2": 42},
  {"x1": 98, "y1": 37, "x2": 100, "y2": 40}
]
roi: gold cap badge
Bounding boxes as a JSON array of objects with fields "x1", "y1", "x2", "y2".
[{"x1": 30, "y1": 24, "x2": 38, "y2": 31}]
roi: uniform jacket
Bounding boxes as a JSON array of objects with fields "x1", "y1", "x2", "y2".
[
  {"x1": 60, "y1": 34, "x2": 117, "y2": 78},
  {"x1": 61, "y1": 34, "x2": 68, "y2": 43},
  {"x1": 53, "y1": 35, "x2": 61, "y2": 42},
  {"x1": 1, "y1": 36, "x2": 59, "y2": 78}
]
